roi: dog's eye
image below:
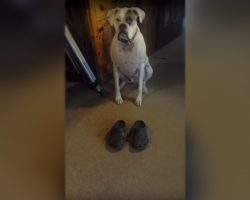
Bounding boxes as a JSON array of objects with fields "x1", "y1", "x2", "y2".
[
  {"x1": 116, "y1": 18, "x2": 121, "y2": 22},
  {"x1": 125, "y1": 16, "x2": 132, "y2": 25}
]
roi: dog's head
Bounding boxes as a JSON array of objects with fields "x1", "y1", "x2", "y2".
[{"x1": 107, "y1": 7, "x2": 145, "y2": 43}]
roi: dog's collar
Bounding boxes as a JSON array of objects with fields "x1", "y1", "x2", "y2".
[{"x1": 118, "y1": 28, "x2": 138, "y2": 45}]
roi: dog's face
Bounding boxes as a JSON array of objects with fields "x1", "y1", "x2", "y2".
[{"x1": 107, "y1": 7, "x2": 145, "y2": 42}]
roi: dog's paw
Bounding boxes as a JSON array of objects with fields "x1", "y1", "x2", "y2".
[
  {"x1": 135, "y1": 96, "x2": 142, "y2": 106},
  {"x1": 115, "y1": 95, "x2": 123, "y2": 105},
  {"x1": 143, "y1": 86, "x2": 148, "y2": 94}
]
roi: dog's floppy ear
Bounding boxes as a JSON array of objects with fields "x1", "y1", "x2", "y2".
[
  {"x1": 107, "y1": 7, "x2": 120, "y2": 26},
  {"x1": 132, "y1": 7, "x2": 145, "y2": 23}
]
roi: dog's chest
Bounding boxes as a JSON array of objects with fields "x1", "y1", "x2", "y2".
[{"x1": 112, "y1": 44, "x2": 146, "y2": 76}]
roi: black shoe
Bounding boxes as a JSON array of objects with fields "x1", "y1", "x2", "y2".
[
  {"x1": 107, "y1": 120, "x2": 126, "y2": 150},
  {"x1": 127, "y1": 120, "x2": 149, "y2": 151}
]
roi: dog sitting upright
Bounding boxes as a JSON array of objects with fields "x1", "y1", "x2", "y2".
[{"x1": 107, "y1": 7, "x2": 153, "y2": 106}]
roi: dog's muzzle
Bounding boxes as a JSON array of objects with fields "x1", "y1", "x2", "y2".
[
  {"x1": 117, "y1": 29, "x2": 138, "y2": 45},
  {"x1": 118, "y1": 32, "x2": 130, "y2": 44}
]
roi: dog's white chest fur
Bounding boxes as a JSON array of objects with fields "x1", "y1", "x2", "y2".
[{"x1": 111, "y1": 31, "x2": 147, "y2": 79}]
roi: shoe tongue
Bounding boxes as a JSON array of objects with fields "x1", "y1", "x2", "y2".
[
  {"x1": 112, "y1": 127, "x2": 125, "y2": 134},
  {"x1": 135, "y1": 127, "x2": 146, "y2": 135}
]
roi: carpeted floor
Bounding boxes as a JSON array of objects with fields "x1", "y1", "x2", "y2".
[{"x1": 65, "y1": 34, "x2": 185, "y2": 200}]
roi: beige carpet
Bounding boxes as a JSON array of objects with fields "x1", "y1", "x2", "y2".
[{"x1": 66, "y1": 34, "x2": 185, "y2": 200}]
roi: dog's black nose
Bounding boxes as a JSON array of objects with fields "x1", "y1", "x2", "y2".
[{"x1": 119, "y1": 23, "x2": 127, "y2": 32}]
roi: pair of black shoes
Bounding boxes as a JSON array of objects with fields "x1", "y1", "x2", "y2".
[{"x1": 107, "y1": 120, "x2": 149, "y2": 151}]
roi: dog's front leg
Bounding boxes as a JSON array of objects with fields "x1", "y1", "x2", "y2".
[
  {"x1": 135, "y1": 65, "x2": 145, "y2": 106},
  {"x1": 113, "y1": 67, "x2": 123, "y2": 105}
]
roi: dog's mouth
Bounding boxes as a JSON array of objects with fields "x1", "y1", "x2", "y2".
[
  {"x1": 117, "y1": 29, "x2": 138, "y2": 45},
  {"x1": 118, "y1": 32, "x2": 130, "y2": 44}
]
